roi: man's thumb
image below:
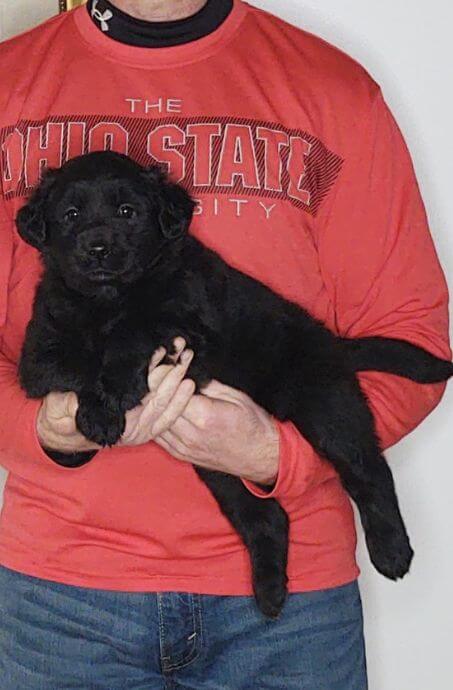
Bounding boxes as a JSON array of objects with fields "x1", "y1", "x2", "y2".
[
  {"x1": 64, "y1": 392, "x2": 79, "y2": 418},
  {"x1": 50, "y1": 391, "x2": 78, "y2": 419}
]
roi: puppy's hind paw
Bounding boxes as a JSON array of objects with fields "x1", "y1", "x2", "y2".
[
  {"x1": 254, "y1": 569, "x2": 288, "y2": 619},
  {"x1": 76, "y1": 393, "x2": 125, "y2": 447},
  {"x1": 366, "y1": 526, "x2": 414, "y2": 580}
]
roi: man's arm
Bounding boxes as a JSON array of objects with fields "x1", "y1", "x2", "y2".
[
  {"x1": 0, "y1": 327, "x2": 101, "y2": 476},
  {"x1": 150, "y1": 87, "x2": 450, "y2": 502},
  {"x1": 0, "y1": 343, "x2": 91, "y2": 475},
  {"x1": 317, "y1": 88, "x2": 450, "y2": 446},
  {"x1": 253, "y1": 87, "x2": 450, "y2": 501}
]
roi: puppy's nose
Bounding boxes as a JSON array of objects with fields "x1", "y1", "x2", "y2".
[{"x1": 88, "y1": 244, "x2": 110, "y2": 260}]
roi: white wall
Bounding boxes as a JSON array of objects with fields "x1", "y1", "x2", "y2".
[
  {"x1": 0, "y1": 0, "x2": 57, "y2": 40},
  {"x1": 0, "y1": 2, "x2": 452, "y2": 689}
]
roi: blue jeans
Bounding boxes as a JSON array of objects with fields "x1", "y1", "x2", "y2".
[{"x1": 0, "y1": 564, "x2": 367, "y2": 689}]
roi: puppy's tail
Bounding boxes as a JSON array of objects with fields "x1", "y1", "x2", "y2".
[{"x1": 343, "y1": 336, "x2": 453, "y2": 383}]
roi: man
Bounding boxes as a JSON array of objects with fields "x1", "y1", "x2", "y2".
[{"x1": 0, "y1": 1, "x2": 449, "y2": 688}]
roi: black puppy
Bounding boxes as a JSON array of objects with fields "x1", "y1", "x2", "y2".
[{"x1": 17, "y1": 151, "x2": 452, "y2": 618}]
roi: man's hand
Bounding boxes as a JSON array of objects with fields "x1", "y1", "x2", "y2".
[
  {"x1": 37, "y1": 337, "x2": 280, "y2": 487},
  {"x1": 118, "y1": 338, "x2": 197, "y2": 446},
  {"x1": 154, "y1": 380, "x2": 280, "y2": 486},
  {"x1": 37, "y1": 391, "x2": 101, "y2": 454},
  {"x1": 35, "y1": 337, "x2": 194, "y2": 456},
  {"x1": 120, "y1": 338, "x2": 280, "y2": 486}
]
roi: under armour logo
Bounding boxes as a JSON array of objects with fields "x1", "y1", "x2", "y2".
[{"x1": 91, "y1": 0, "x2": 113, "y2": 32}]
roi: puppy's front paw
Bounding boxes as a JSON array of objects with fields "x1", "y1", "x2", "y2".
[{"x1": 76, "y1": 393, "x2": 125, "y2": 447}]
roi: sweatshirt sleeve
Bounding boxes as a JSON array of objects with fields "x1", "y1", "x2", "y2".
[
  {"x1": 243, "y1": 87, "x2": 450, "y2": 501},
  {"x1": 0, "y1": 345, "x2": 61, "y2": 476},
  {"x1": 0, "y1": 217, "x2": 59, "y2": 479},
  {"x1": 0, "y1": 196, "x2": 93, "y2": 478}
]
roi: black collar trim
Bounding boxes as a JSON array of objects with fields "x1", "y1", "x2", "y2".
[{"x1": 86, "y1": 0, "x2": 234, "y2": 48}]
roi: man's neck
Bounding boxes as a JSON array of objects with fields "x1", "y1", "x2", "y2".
[{"x1": 109, "y1": 1, "x2": 208, "y2": 22}]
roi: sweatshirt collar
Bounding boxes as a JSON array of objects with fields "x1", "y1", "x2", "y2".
[{"x1": 73, "y1": 0, "x2": 249, "y2": 69}]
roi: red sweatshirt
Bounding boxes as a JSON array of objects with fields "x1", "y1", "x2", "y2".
[{"x1": 0, "y1": 1, "x2": 449, "y2": 594}]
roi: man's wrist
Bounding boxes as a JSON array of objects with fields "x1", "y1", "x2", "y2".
[
  {"x1": 256, "y1": 457, "x2": 279, "y2": 487},
  {"x1": 248, "y1": 419, "x2": 280, "y2": 486}
]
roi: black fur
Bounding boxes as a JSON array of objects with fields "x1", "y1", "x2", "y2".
[{"x1": 17, "y1": 151, "x2": 452, "y2": 618}]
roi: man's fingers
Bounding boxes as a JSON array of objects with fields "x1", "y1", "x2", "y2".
[
  {"x1": 120, "y1": 404, "x2": 145, "y2": 443},
  {"x1": 127, "y1": 378, "x2": 195, "y2": 446},
  {"x1": 148, "y1": 337, "x2": 186, "y2": 373},
  {"x1": 148, "y1": 349, "x2": 194, "y2": 396},
  {"x1": 201, "y1": 379, "x2": 250, "y2": 404},
  {"x1": 146, "y1": 357, "x2": 182, "y2": 398},
  {"x1": 150, "y1": 378, "x2": 196, "y2": 438},
  {"x1": 146, "y1": 354, "x2": 194, "y2": 423},
  {"x1": 147, "y1": 347, "x2": 192, "y2": 388},
  {"x1": 149, "y1": 346, "x2": 167, "y2": 371},
  {"x1": 167, "y1": 337, "x2": 186, "y2": 363},
  {"x1": 65, "y1": 391, "x2": 79, "y2": 418},
  {"x1": 181, "y1": 393, "x2": 235, "y2": 429},
  {"x1": 147, "y1": 363, "x2": 176, "y2": 394},
  {"x1": 127, "y1": 351, "x2": 195, "y2": 443},
  {"x1": 157, "y1": 430, "x2": 192, "y2": 460},
  {"x1": 47, "y1": 391, "x2": 78, "y2": 420},
  {"x1": 164, "y1": 414, "x2": 200, "y2": 445}
]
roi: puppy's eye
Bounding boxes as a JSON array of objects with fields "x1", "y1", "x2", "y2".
[
  {"x1": 64, "y1": 207, "x2": 80, "y2": 222},
  {"x1": 117, "y1": 204, "x2": 137, "y2": 219}
]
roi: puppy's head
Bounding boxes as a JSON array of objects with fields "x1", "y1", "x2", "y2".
[{"x1": 16, "y1": 151, "x2": 195, "y2": 298}]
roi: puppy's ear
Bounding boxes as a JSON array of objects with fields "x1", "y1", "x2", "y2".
[
  {"x1": 16, "y1": 168, "x2": 58, "y2": 250},
  {"x1": 143, "y1": 167, "x2": 195, "y2": 240}
]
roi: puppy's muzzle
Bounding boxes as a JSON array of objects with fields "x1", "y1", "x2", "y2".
[
  {"x1": 71, "y1": 226, "x2": 138, "y2": 284},
  {"x1": 80, "y1": 230, "x2": 115, "y2": 269}
]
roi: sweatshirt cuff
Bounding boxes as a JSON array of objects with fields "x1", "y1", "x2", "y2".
[
  {"x1": 26, "y1": 398, "x2": 75, "y2": 468},
  {"x1": 28, "y1": 403, "x2": 98, "y2": 468},
  {"x1": 0, "y1": 359, "x2": 98, "y2": 476},
  {"x1": 241, "y1": 419, "x2": 336, "y2": 501},
  {"x1": 0, "y1": 394, "x2": 62, "y2": 474}
]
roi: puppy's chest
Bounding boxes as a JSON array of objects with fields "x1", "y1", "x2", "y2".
[
  {"x1": 59, "y1": 287, "x2": 226, "y2": 391},
  {"x1": 81, "y1": 308, "x2": 215, "y2": 365}
]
